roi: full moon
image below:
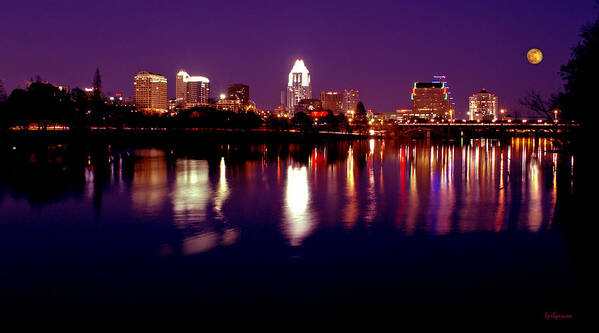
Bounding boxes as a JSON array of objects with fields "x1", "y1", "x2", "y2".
[{"x1": 527, "y1": 48, "x2": 543, "y2": 65}]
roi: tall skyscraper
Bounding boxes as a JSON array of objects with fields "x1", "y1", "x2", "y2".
[
  {"x1": 176, "y1": 70, "x2": 188, "y2": 103},
  {"x1": 343, "y1": 88, "x2": 360, "y2": 116},
  {"x1": 433, "y1": 75, "x2": 455, "y2": 118},
  {"x1": 286, "y1": 59, "x2": 311, "y2": 114},
  {"x1": 411, "y1": 76, "x2": 453, "y2": 119},
  {"x1": 320, "y1": 91, "x2": 344, "y2": 113},
  {"x1": 469, "y1": 88, "x2": 498, "y2": 121},
  {"x1": 134, "y1": 71, "x2": 168, "y2": 113},
  {"x1": 228, "y1": 84, "x2": 250, "y2": 106},
  {"x1": 176, "y1": 69, "x2": 210, "y2": 108}
]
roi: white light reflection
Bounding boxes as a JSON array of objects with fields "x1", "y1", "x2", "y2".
[
  {"x1": 343, "y1": 146, "x2": 359, "y2": 227},
  {"x1": 214, "y1": 157, "x2": 229, "y2": 220},
  {"x1": 527, "y1": 156, "x2": 542, "y2": 232},
  {"x1": 172, "y1": 159, "x2": 211, "y2": 226},
  {"x1": 172, "y1": 158, "x2": 241, "y2": 255},
  {"x1": 284, "y1": 165, "x2": 314, "y2": 246}
]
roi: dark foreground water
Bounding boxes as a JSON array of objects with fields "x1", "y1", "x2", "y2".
[{"x1": 0, "y1": 138, "x2": 579, "y2": 324}]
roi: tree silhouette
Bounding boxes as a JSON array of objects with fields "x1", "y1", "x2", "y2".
[
  {"x1": 353, "y1": 101, "x2": 369, "y2": 133},
  {"x1": 89, "y1": 67, "x2": 108, "y2": 123},
  {"x1": 71, "y1": 88, "x2": 92, "y2": 131},
  {"x1": 355, "y1": 101, "x2": 367, "y2": 121},
  {"x1": 93, "y1": 67, "x2": 102, "y2": 92},
  {"x1": 558, "y1": 13, "x2": 599, "y2": 126},
  {"x1": 519, "y1": 91, "x2": 558, "y2": 121},
  {"x1": 291, "y1": 111, "x2": 313, "y2": 132},
  {"x1": 2, "y1": 89, "x2": 28, "y2": 129},
  {"x1": 29, "y1": 82, "x2": 73, "y2": 129},
  {"x1": 1, "y1": 82, "x2": 73, "y2": 130}
]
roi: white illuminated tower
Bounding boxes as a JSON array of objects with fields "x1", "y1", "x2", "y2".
[
  {"x1": 286, "y1": 59, "x2": 311, "y2": 114},
  {"x1": 468, "y1": 88, "x2": 498, "y2": 121},
  {"x1": 176, "y1": 69, "x2": 210, "y2": 108}
]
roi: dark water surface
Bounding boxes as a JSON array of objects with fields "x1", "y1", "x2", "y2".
[{"x1": 0, "y1": 138, "x2": 578, "y2": 323}]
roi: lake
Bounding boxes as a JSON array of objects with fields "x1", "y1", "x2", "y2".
[{"x1": 0, "y1": 137, "x2": 578, "y2": 324}]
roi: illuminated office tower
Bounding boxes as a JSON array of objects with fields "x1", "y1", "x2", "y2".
[
  {"x1": 320, "y1": 91, "x2": 344, "y2": 113},
  {"x1": 432, "y1": 75, "x2": 455, "y2": 118},
  {"x1": 186, "y1": 79, "x2": 210, "y2": 107},
  {"x1": 228, "y1": 83, "x2": 250, "y2": 106},
  {"x1": 343, "y1": 88, "x2": 360, "y2": 117},
  {"x1": 134, "y1": 71, "x2": 168, "y2": 113},
  {"x1": 176, "y1": 69, "x2": 210, "y2": 108},
  {"x1": 411, "y1": 76, "x2": 453, "y2": 119},
  {"x1": 176, "y1": 70, "x2": 188, "y2": 103},
  {"x1": 286, "y1": 59, "x2": 311, "y2": 114},
  {"x1": 468, "y1": 88, "x2": 498, "y2": 121}
]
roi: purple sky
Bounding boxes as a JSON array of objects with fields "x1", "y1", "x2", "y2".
[{"x1": 1, "y1": 0, "x2": 597, "y2": 117}]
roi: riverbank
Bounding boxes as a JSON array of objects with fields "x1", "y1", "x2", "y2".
[{"x1": 0, "y1": 128, "x2": 370, "y2": 144}]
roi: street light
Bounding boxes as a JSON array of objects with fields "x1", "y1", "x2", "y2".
[
  {"x1": 500, "y1": 108, "x2": 506, "y2": 121},
  {"x1": 553, "y1": 109, "x2": 560, "y2": 123}
]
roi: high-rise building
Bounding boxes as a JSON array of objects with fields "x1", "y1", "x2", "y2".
[
  {"x1": 176, "y1": 69, "x2": 210, "y2": 108},
  {"x1": 343, "y1": 89, "x2": 360, "y2": 117},
  {"x1": 411, "y1": 76, "x2": 453, "y2": 119},
  {"x1": 433, "y1": 75, "x2": 455, "y2": 118},
  {"x1": 320, "y1": 91, "x2": 344, "y2": 113},
  {"x1": 175, "y1": 70, "x2": 187, "y2": 103},
  {"x1": 186, "y1": 80, "x2": 210, "y2": 107},
  {"x1": 469, "y1": 88, "x2": 498, "y2": 121},
  {"x1": 134, "y1": 71, "x2": 168, "y2": 113},
  {"x1": 228, "y1": 84, "x2": 250, "y2": 106},
  {"x1": 286, "y1": 59, "x2": 311, "y2": 114}
]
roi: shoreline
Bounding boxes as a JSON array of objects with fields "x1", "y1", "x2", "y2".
[
  {"x1": 0, "y1": 128, "x2": 372, "y2": 144},
  {"x1": 1, "y1": 125, "x2": 575, "y2": 145}
]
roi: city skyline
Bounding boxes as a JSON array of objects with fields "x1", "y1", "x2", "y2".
[
  {"x1": 0, "y1": 0, "x2": 592, "y2": 324},
  {"x1": 1, "y1": 0, "x2": 597, "y2": 116}
]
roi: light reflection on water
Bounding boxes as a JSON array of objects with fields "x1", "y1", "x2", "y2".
[
  {"x1": 172, "y1": 157, "x2": 239, "y2": 255},
  {"x1": 172, "y1": 159, "x2": 210, "y2": 226},
  {"x1": 131, "y1": 149, "x2": 168, "y2": 215},
  {"x1": 0, "y1": 137, "x2": 578, "y2": 321},
  {"x1": 284, "y1": 165, "x2": 314, "y2": 246},
  {"x1": 11, "y1": 137, "x2": 565, "y2": 250}
]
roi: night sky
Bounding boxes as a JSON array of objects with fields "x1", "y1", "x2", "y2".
[{"x1": 1, "y1": 0, "x2": 597, "y2": 117}]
